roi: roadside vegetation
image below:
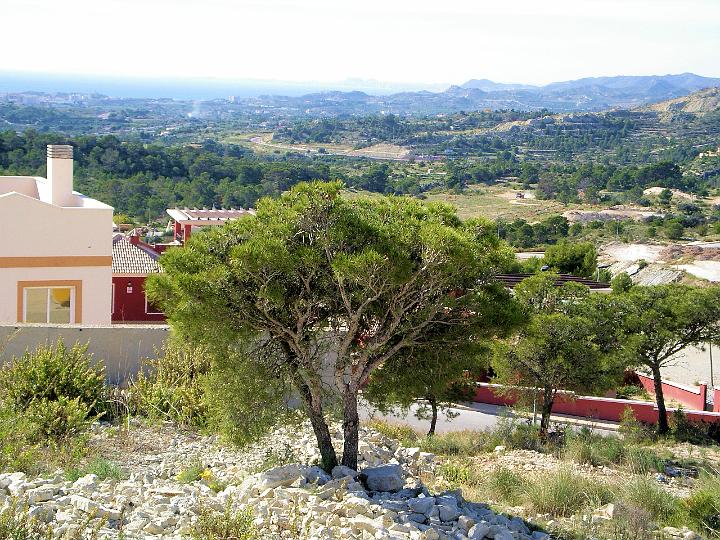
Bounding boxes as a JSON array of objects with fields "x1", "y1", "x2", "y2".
[{"x1": 370, "y1": 418, "x2": 720, "y2": 538}]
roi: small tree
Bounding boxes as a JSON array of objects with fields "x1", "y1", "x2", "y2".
[
  {"x1": 492, "y1": 275, "x2": 622, "y2": 434},
  {"x1": 148, "y1": 182, "x2": 515, "y2": 470},
  {"x1": 542, "y1": 241, "x2": 597, "y2": 278},
  {"x1": 611, "y1": 272, "x2": 634, "y2": 293},
  {"x1": 617, "y1": 285, "x2": 720, "y2": 434}
]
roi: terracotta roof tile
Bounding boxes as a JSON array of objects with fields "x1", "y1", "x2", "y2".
[{"x1": 112, "y1": 235, "x2": 162, "y2": 275}]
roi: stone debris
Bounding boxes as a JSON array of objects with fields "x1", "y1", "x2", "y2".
[{"x1": 0, "y1": 422, "x2": 543, "y2": 539}]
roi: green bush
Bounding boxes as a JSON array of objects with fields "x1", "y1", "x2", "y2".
[
  {"x1": 620, "y1": 476, "x2": 680, "y2": 523},
  {"x1": 484, "y1": 466, "x2": 527, "y2": 505},
  {"x1": 24, "y1": 397, "x2": 92, "y2": 445},
  {"x1": 438, "y1": 459, "x2": 482, "y2": 487},
  {"x1": 190, "y1": 505, "x2": 256, "y2": 540},
  {"x1": 129, "y1": 343, "x2": 210, "y2": 427},
  {"x1": 66, "y1": 457, "x2": 125, "y2": 482},
  {"x1": 0, "y1": 502, "x2": 52, "y2": 540},
  {"x1": 564, "y1": 429, "x2": 625, "y2": 466},
  {"x1": 177, "y1": 460, "x2": 206, "y2": 484},
  {"x1": 680, "y1": 473, "x2": 720, "y2": 537},
  {"x1": 525, "y1": 468, "x2": 615, "y2": 517},
  {"x1": 0, "y1": 340, "x2": 105, "y2": 415}
]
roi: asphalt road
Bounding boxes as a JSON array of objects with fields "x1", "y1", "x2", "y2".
[{"x1": 359, "y1": 401, "x2": 619, "y2": 437}]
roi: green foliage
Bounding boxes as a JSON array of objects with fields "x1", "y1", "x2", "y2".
[
  {"x1": 483, "y1": 466, "x2": 527, "y2": 505},
  {"x1": 616, "y1": 284, "x2": 720, "y2": 433},
  {"x1": 24, "y1": 397, "x2": 92, "y2": 445},
  {"x1": 148, "y1": 181, "x2": 519, "y2": 470},
  {"x1": 0, "y1": 502, "x2": 52, "y2": 540},
  {"x1": 492, "y1": 283, "x2": 623, "y2": 432},
  {"x1": 66, "y1": 458, "x2": 125, "y2": 482},
  {"x1": 620, "y1": 476, "x2": 680, "y2": 523},
  {"x1": 438, "y1": 460, "x2": 483, "y2": 486},
  {"x1": 177, "y1": 460, "x2": 206, "y2": 484},
  {"x1": 611, "y1": 272, "x2": 634, "y2": 293},
  {"x1": 129, "y1": 342, "x2": 210, "y2": 427},
  {"x1": 542, "y1": 241, "x2": 597, "y2": 277},
  {"x1": 190, "y1": 506, "x2": 257, "y2": 540},
  {"x1": 0, "y1": 340, "x2": 105, "y2": 416},
  {"x1": 0, "y1": 340, "x2": 101, "y2": 474},
  {"x1": 525, "y1": 468, "x2": 615, "y2": 517},
  {"x1": 680, "y1": 473, "x2": 720, "y2": 537}
]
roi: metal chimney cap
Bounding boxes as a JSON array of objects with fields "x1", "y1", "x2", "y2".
[{"x1": 47, "y1": 145, "x2": 74, "y2": 159}]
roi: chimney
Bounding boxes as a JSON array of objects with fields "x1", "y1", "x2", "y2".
[{"x1": 47, "y1": 145, "x2": 74, "y2": 206}]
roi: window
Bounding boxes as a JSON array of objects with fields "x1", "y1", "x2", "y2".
[
  {"x1": 18, "y1": 280, "x2": 82, "y2": 324},
  {"x1": 144, "y1": 293, "x2": 163, "y2": 315},
  {"x1": 23, "y1": 286, "x2": 75, "y2": 324}
]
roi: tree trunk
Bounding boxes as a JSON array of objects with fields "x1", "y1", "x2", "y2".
[
  {"x1": 295, "y1": 377, "x2": 338, "y2": 472},
  {"x1": 428, "y1": 395, "x2": 438, "y2": 437},
  {"x1": 540, "y1": 387, "x2": 554, "y2": 435},
  {"x1": 341, "y1": 386, "x2": 360, "y2": 470},
  {"x1": 651, "y1": 364, "x2": 669, "y2": 435}
]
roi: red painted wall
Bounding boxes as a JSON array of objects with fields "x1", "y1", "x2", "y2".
[
  {"x1": 473, "y1": 383, "x2": 720, "y2": 425},
  {"x1": 715, "y1": 389, "x2": 720, "y2": 413},
  {"x1": 111, "y1": 276, "x2": 166, "y2": 323},
  {"x1": 637, "y1": 373, "x2": 707, "y2": 411}
]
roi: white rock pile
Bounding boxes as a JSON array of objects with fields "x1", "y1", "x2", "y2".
[{"x1": 0, "y1": 423, "x2": 548, "y2": 540}]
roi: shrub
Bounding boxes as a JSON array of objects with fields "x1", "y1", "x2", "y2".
[
  {"x1": 680, "y1": 473, "x2": 720, "y2": 536},
  {"x1": 525, "y1": 468, "x2": 615, "y2": 516},
  {"x1": 438, "y1": 460, "x2": 482, "y2": 487},
  {"x1": 620, "y1": 476, "x2": 679, "y2": 523},
  {"x1": 66, "y1": 458, "x2": 125, "y2": 482},
  {"x1": 484, "y1": 466, "x2": 527, "y2": 505},
  {"x1": 619, "y1": 406, "x2": 655, "y2": 443},
  {"x1": 190, "y1": 505, "x2": 256, "y2": 540},
  {"x1": 0, "y1": 502, "x2": 51, "y2": 540},
  {"x1": 0, "y1": 340, "x2": 105, "y2": 415},
  {"x1": 129, "y1": 342, "x2": 210, "y2": 427},
  {"x1": 24, "y1": 397, "x2": 92, "y2": 445},
  {"x1": 177, "y1": 460, "x2": 206, "y2": 484},
  {"x1": 623, "y1": 446, "x2": 665, "y2": 474},
  {"x1": 564, "y1": 429, "x2": 625, "y2": 466}
]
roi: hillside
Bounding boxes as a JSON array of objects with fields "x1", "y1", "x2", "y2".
[{"x1": 642, "y1": 86, "x2": 720, "y2": 114}]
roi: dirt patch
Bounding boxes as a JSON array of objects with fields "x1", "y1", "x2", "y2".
[{"x1": 602, "y1": 243, "x2": 665, "y2": 263}]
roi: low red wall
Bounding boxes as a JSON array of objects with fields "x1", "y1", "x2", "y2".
[
  {"x1": 637, "y1": 373, "x2": 706, "y2": 411},
  {"x1": 474, "y1": 383, "x2": 720, "y2": 425},
  {"x1": 715, "y1": 389, "x2": 720, "y2": 413}
]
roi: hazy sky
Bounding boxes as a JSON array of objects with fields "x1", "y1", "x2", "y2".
[{"x1": 3, "y1": 0, "x2": 720, "y2": 86}]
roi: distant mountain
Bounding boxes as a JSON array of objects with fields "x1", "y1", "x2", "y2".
[
  {"x1": 461, "y1": 79, "x2": 537, "y2": 92},
  {"x1": 641, "y1": 86, "x2": 720, "y2": 114}
]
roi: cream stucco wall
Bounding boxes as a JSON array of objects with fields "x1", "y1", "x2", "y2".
[
  {"x1": 0, "y1": 189, "x2": 113, "y2": 325},
  {"x1": 0, "y1": 192, "x2": 111, "y2": 257}
]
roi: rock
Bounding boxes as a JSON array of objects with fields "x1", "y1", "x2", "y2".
[
  {"x1": 592, "y1": 502, "x2": 615, "y2": 520},
  {"x1": 408, "y1": 496, "x2": 436, "y2": 515},
  {"x1": 361, "y1": 464, "x2": 404, "y2": 492},
  {"x1": 257, "y1": 464, "x2": 307, "y2": 489},
  {"x1": 305, "y1": 465, "x2": 332, "y2": 485},
  {"x1": 458, "y1": 514, "x2": 476, "y2": 530},
  {"x1": 70, "y1": 495, "x2": 122, "y2": 520},
  {"x1": 25, "y1": 486, "x2": 56, "y2": 503},
  {"x1": 494, "y1": 445, "x2": 507, "y2": 454},
  {"x1": 468, "y1": 523, "x2": 491, "y2": 539},
  {"x1": 438, "y1": 503, "x2": 461, "y2": 522},
  {"x1": 331, "y1": 465, "x2": 358, "y2": 480}
]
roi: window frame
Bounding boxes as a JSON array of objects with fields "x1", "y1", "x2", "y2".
[{"x1": 17, "y1": 280, "x2": 82, "y2": 324}]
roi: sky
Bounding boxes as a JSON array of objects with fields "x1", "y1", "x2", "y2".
[{"x1": 3, "y1": 0, "x2": 720, "y2": 88}]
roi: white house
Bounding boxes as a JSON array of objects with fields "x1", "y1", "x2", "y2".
[{"x1": 0, "y1": 145, "x2": 114, "y2": 325}]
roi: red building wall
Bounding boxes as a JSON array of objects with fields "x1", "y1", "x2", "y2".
[{"x1": 111, "y1": 276, "x2": 166, "y2": 323}]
